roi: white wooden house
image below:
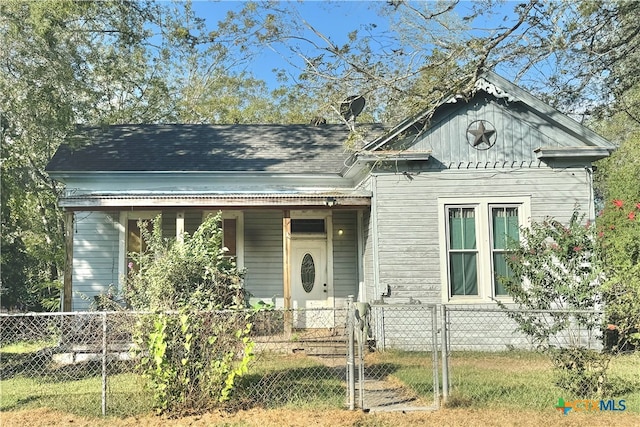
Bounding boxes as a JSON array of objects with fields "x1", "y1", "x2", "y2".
[{"x1": 46, "y1": 71, "x2": 613, "y2": 323}]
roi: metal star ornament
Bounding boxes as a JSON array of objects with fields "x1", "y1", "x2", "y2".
[{"x1": 466, "y1": 120, "x2": 497, "y2": 150}]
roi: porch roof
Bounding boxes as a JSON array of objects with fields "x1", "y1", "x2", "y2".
[{"x1": 59, "y1": 191, "x2": 372, "y2": 209}]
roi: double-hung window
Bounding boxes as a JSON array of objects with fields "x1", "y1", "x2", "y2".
[{"x1": 440, "y1": 198, "x2": 529, "y2": 302}]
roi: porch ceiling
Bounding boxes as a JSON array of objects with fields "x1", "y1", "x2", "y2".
[{"x1": 59, "y1": 192, "x2": 372, "y2": 209}]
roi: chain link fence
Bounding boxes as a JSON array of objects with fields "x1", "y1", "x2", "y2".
[
  {"x1": 0, "y1": 308, "x2": 350, "y2": 416},
  {"x1": 441, "y1": 306, "x2": 615, "y2": 410},
  {"x1": 354, "y1": 303, "x2": 440, "y2": 412},
  {"x1": 2, "y1": 305, "x2": 622, "y2": 417}
]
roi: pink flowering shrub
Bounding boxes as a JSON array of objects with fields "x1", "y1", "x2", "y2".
[
  {"x1": 498, "y1": 212, "x2": 609, "y2": 397},
  {"x1": 597, "y1": 198, "x2": 640, "y2": 350}
]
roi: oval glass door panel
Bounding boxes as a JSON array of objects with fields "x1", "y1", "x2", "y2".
[{"x1": 301, "y1": 253, "x2": 315, "y2": 293}]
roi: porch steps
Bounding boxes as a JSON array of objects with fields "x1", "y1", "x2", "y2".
[
  {"x1": 253, "y1": 328, "x2": 348, "y2": 357},
  {"x1": 51, "y1": 343, "x2": 136, "y2": 365},
  {"x1": 296, "y1": 338, "x2": 347, "y2": 356}
]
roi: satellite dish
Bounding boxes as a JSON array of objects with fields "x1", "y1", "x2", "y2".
[{"x1": 340, "y1": 95, "x2": 365, "y2": 121}]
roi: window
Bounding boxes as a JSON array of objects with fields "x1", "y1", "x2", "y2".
[
  {"x1": 440, "y1": 198, "x2": 529, "y2": 302},
  {"x1": 222, "y1": 218, "x2": 237, "y2": 256},
  {"x1": 127, "y1": 219, "x2": 150, "y2": 271},
  {"x1": 202, "y1": 211, "x2": 244, "y2": 268},
  {"x1": 291, "y1": 218, "x2": 325, "y2": 234}
]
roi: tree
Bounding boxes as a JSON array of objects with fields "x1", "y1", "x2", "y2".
[
  {"x1": 0, "y1": 0, "x2": 180, "y2": 310},
  {"x1": 589, "y1": 50, "x2": 640, "y2": 352},
  {"x1": 0, "y1": 0, "x2": 300, "y2": 310}
]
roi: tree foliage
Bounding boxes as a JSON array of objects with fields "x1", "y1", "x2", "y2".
[
  {"x1": 0, "y1": 0, "x2": 312, "y2": 310},
  {"x1": 597, "y1": 198, "x2": 640, "y2": 351},
  {"x1": 498, "y1": 213, "x2": 603, "y2": 340},
  {"x1": 125, "y1": 214, "x2": 246, "y2": 311},
  {"x1": 497, "y1": 213, "x2": 611, "y2": 397},
  {"x1": 2, "y1": 0, "x2": 640, "y2": 314}
]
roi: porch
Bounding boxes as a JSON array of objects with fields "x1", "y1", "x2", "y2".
[{"x1": 61, "y1": 195, "x2": 371, "y2": 314}]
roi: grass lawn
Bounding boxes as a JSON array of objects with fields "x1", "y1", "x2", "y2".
[
  {"x1": 235, "y1": 353, "x2": 346, "y2": 409},
  {"x1": 1, "y1": 340, "x2": 638, "y2": 419},
  {"x1": 368, "y1": 349, "x2": 640, "y2": 412}
]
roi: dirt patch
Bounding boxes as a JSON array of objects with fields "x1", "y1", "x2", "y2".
[{"x1": 2, "y1": 407, "x2": 639, "y2": 427}]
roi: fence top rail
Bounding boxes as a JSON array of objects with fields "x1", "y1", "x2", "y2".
[
  {"x1": 0, "y1": 307, "x2": 349, "y2": 318},
  {"x1": 369, "y1": 303, "x2": 438, "y2": 308},
  {"x1": 444, "y1": 307, "x2": 603, "y2": 315}
]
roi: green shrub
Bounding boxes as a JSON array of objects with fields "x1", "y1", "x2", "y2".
[
  {"x1": 497, "y1": 212, "x2": 611, "y2": 398},
  {"x1": 125, "y1": 213, "x2": 254, "y2": 415}
]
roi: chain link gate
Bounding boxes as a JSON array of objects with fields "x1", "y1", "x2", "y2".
[{"x1": 346, "y1": 298, "x2": 442, "y2": 412}]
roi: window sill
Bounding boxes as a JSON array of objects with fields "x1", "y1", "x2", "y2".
[{"x1": 446, "y1": 296, "x2": 513, "y2": 304}]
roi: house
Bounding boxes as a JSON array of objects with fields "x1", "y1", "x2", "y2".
[{"x1": 46, "y1": 71, "x2": 614, "y2": 328}]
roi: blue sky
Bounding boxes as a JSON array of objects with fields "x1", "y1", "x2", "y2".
[
  {"x1": 190, "y1": 1, "x2": 392, "y2": 87},
  {"x1": 188, "y1": 1, "x2": 519, "y2": 88}
]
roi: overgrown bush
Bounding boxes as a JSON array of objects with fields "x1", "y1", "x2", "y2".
[
  {"x1": 125, "y1": 213, "x2": 254, "y2": 415},
  {"x1": 598, "y1": 198, "x2": 640, "y2": 351},
  {"x1": 497, "y1": 212, "x2": 611, "y2": 398}
]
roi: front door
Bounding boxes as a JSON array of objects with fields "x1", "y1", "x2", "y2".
[{"x1": 291, "y1": 238, "x2": 333, "y2": 328}]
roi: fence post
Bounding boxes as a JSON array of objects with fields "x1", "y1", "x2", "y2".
[
  {"x1": 102, "y1": 311, "x2": 107, "y2": 416},
  {"x1": 440, "y1": 305, "x2": 449, "y2": 404},
  {"x1": 346, "y1": 295, "x2": 355, "y2": 410},
  {"x1": 356, "y1": 303, "x2": 369, "y2": 410},
  {"x1": 431, "y1": 305, "x2": 440, "y2": 408}
]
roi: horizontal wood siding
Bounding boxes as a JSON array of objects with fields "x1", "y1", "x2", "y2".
[
  {"x1": 185, "y1": 211, "x2": 202, "y2": 235},
  {"x1": 162, "y1": 211, "x2": 176, "y2": 238},
  {"x1": 360, "y1": 176, "x2": 376, "y2": 303},
  {"x1": 403, "y1": 98, "x2": 590, "y2": 165},
  {"x1": 243, "y1": 210, "x2": 283, "y2": 300},
  {"x1": 445, "y1": 305, "x2": 601, "y2": 351},
  {"x1": 369, "y1": 304, "x2": 600, "y2": 351},
  {"x1": 373, "y1": 166, "x2": 593, "y2": 304},
  {"x1": 370, "y1": 304, "x2": 436, "y2": 351},
  {"x1": 362, "y1": 211, "x2": 375, "y2": 303},
  {"x1": 332, "y1": 211, "x2": 358, "y2": 298},
  {"x1": 72, "y1": 211, "x2": 120, "y2": 310}
]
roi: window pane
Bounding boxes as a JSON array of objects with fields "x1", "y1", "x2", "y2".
[
  {"x1": 450, "y1": 253, "x2": 478, "y2": 296},
  {"x1": 223, "y1": 219, "x2": 237, "y2": 256},
  {"x1": 449, "y1": 208, "x2": 476, "y2": 249},
  {"x1": 127, "y1": 219, "x2": 153, "y2": 272},
  {"x1": 493, "y1": 253, "x2": 513, "y2": 295},
  {"x1": 301, "y1": 253, "x2": 315, "y2": 293},
  {"x1": 492, "y1": 207, "x2": 519, "y2": 249},
  {"x1": 127, "y1": 220, "x2": 144, "y2": 254},
  {"x1": 291, "y1": 219, "x2": 325, "y2": 233},
  {"x1": 506, "y1": 208, "x2": 519, "y2": 242}
]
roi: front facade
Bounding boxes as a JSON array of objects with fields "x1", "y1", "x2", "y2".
[{"x1": 46, "y1": 72, "x2": 614, "y2": 320}]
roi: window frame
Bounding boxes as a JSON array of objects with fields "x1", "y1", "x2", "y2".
[
  {"x1": 489, "y1": 204, "x2": 521, "y2": 297},
  {"x1": 118, "y1": 210, "x2": 161, "y2": 290},
  {"x1": 445, "y1": 205, "x2": 480, "y2": 297},
  {"x1": 202, "y1": 210, "x2": 244, "y2": 269},
  {"x1": 439, "y1": 197, "x2": 530, "y2": 303}
]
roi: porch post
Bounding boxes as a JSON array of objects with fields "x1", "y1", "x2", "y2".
[
  {"x1": 283, "y1": 210, "x2": 292, "y2": 334},
  {"x1": 63, "y1": 210, "x2": 73, "y2": 311},
  {"x1": 176, "y1": 211, "x2": 185, "y2": 242}
]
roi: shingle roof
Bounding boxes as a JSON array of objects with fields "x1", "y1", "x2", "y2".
[{"x1": 46, "y1": 124, "x2": 381, "y2": 174}]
